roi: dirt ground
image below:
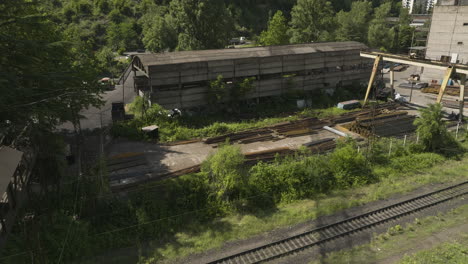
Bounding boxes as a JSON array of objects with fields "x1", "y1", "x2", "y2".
[{"x1": 378, "y1": 222, "x2": 468, "y2": 264}]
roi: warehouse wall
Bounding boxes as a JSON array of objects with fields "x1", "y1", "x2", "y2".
[
  {"x1": 426, "y1": 5, "x2": 468, "y2": 63},
  {"x1": 423, "y1": 5, "x2": 468, "y2": 82},
  {"x1": 146, "y1": 49, "x2": 371, "y2": 109}
]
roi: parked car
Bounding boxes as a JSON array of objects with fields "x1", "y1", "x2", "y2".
[
  {"x1": 394, "y1": 64, "x2": 409, "y2": 72},
  {"x1": 98, "y1": 77, "x2": 115, "y2": 90}
]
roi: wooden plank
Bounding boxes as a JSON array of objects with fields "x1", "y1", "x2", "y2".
[
  {"x1": 236, "y1": 69, "x2": 259, "y2": 76},
  {"x1": 182, "y1": 93, "x2": 207, "y2": 101},
  {"x1": 260, "y1": 68, "x2": 283, "y2": 75},
  {"x1": 208, "y1": 65, "x2": 234, "y2": 73},
  {"x1": 153, "y1": 77, "x2": 180, "y2": 86},
  {"x1": 207, "y1": 60, "x2": 234, "y2": 68},
  {"x1": 181, "y1": 87, "x2": 208, "y2": 96}
]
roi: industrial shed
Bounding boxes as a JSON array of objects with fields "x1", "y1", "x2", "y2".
[{"x1": 131, "y1": 41, "x2": 371, "y2": 109}]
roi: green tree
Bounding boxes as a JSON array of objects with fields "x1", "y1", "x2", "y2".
[
  {"x1": 289, "y1": 0, "x2": 335, "y2": 43},
  {"x1": 141, "y1": 9, "x2": 178, "y2": 52},
  {"x1": 201, "y1": 144, "x2": 246, "y2": 202},
  {"x1": 367, "y1": 2, "x2": 395, "y2": 51},
  {"x1": 335, "y1": 1, "x2": 372, "y2": 42},
  {"x1": 394, "y1": 7, "x2": 415, "y2": 52},
  {"x1": 0, "y1": 0, "x2": 103, "y2": 193},
  {"x1": 259, "y1": 10, "x2": 290, "y2": 46},
  {"x1": 170, "y1": 0, "x2": 235, "y2": 50},
  {"x1": 414, "y1": 103, "x2": 459, "y2": 153},
  {"x1": 208, "y1": 75, "x2": 228, "y2": 104},
  {"x1": 106, "y1": 21, "x2": 138, "y2": 53}
]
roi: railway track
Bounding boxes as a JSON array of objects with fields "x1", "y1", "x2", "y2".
[{"x1": 208, "y1": 181, "x2": 468, "y2": 264}]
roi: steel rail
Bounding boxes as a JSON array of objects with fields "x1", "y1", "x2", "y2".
[{"x1": 208, "y1": 181, "x2": 468, "y2": 264}]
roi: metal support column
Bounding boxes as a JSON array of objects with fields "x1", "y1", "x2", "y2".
[
  {"x1": 459, "y1": 74, "x2": 466, "y2": 121},
  {"x1": 437, "y1": 66, "x2": 455, "y2": 103},
  {"x1": 390, "y1": 63, "x2": 395, "y2": 100},
  {"x1": 364, "y1": 55, "x2": 382, "y2": 105}
]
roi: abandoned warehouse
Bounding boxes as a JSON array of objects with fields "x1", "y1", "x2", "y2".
[{"x1": 131, "y1": 41, "x2": 372, "y2": 109}]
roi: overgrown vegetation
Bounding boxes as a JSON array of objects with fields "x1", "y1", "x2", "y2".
[
  {"x1": 113, "y1": 83, "x2": 365, "y2": 142},
  {"x1": 3, "y1": 130, "x2": 466, "y2": 263},
  {"x1": 414, "y1": 103, "x2": 463, "y2": 156},
  {"x1": 399, "y1": 241, "x2": 468, "y2": 264}
]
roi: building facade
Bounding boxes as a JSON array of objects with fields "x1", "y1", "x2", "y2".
[
  {"x1": 403, "y1": 0, "x2": 438, "y2": 13},
  {"x1": 131, "y1": 42, "x2": 371, "y2": 110},
  {"x1": 422, "y1": 0, "x2": 468, "y2": 82}
]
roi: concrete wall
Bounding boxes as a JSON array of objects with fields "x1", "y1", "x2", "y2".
[
  {"x1": 426, "y1": 5, "x2": 468, "y2": 63},
  {"x1": 423, "y1": 5, "x2": 468, "y2": 81},
  {"x1": 146, "y1": 49, "x2": 371, "y2": 109}
]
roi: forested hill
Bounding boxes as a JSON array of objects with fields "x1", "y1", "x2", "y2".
[{"x1": 37, "y1": 0, "x2": 411, "y2": 56}]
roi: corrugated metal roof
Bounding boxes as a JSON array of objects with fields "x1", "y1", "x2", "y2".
[{"x1": 135, "y1": 41, "x2": 368, "y2": 69}]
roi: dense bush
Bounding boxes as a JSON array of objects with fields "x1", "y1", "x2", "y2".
[
  {"x1": 329, "y1": 139, "x2": 375, "y2": 188},
  {"x1": 250, "y1": 154, "x2": 335, "y2": 203},
  {"x1": 201, "y1": 144, "x2": 247, "y2": 203},
  {"x1": 414, "y1": 103, "x2": 463, "y2": 155},
  {"x1": 389, "y1": 153, "x2": 445, "y2": 173}
]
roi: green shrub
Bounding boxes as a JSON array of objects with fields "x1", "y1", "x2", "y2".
[
  {"x1": 249, "y1": 154, "x2": 335, "y2": 203},
  {"x1": 414, "y1": 103, "x2": 463, "y2": 156},
  {"x1": 389, "y1": 153, "x2": 445, "y2": 173},
  {"x1": 201, "y1": 144, "x2": 247, "y2": 203},
  {"x1": 329, "y1": 138, "x2": 375, "y2": 188}
]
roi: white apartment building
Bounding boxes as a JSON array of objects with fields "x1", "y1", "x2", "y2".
[{"x1": 403, "y1": 0, "x2": 438, "y2": 13}]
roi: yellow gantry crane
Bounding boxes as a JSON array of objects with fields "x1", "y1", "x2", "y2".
[{"x1": 362, "y1": 52, "x2": 467, "y2": 120}]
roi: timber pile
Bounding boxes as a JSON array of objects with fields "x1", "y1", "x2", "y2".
[
  {"x1": 331, "y1": 102, "x2": 399, "y2": 124},
  {"x1": 205, "y1": 128, "x2": 272, "y2": 144},
  {"x1": 346, "y1": 111, "x2": 416, "y2": 138},
  {"x1": 204, "y1": 118, "x2": 330, "y2": 144},
  {"x1": 204, "y1": 102, "x2": 400, "y2": 145},
  {"x1": 421, "y1": 85, "x2": 466, "y2": 96},
  {"x1": 243, "y1": 138, "x2": 337, "y2": 165},
  {"x1": 269, "y1": 118, "x2": 331, "y2": 137}
]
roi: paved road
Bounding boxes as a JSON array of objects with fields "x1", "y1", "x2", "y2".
[
  {"x1": 383, "y1": 65, "x2": 467, "y2": 117},
  {"x1": 60, "y1": 71, "x2": 136, "y2": 131}
]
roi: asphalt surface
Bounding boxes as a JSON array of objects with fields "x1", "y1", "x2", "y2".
[{"x1": 384, "y1": 65, "x2": 467, "y2": 117}]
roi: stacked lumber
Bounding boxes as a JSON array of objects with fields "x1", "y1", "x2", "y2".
[
  {"x1": 204, "y1": 118, "x2": 330, "y2": 144},
  {"x1": 243, "y1": 138, "x2": 337, "y2": 165},
  {"x1": 346, "y1": 111, "x2": 415, "y2": 138},
  {"x1": 270, "y1": 118, "x2": 330, "y2": 137},
  {"x1": 244, "y1": 147, "x2": 295, "y2": 165},
  {"x1": 307, "y1": 138, "x2": 337, "y2": 154},
  {"x1": 331, "y1": 102, "x2": 399, "y2": 124},
  {"x1": 421, "y1": 85, "x2": 465, "y2": 96},
  {"x1": 205, "y1": 128, "x2": 271, "y2": 144}
]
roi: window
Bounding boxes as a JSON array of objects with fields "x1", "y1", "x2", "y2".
[
  {"x1": 458, "y1": 42, "x2": 464, "y2": 45},
  {"x1": 440, "y1": 55, "x2": 451, "y2": 63},
  {"x1": 464, "y1": 23, "x2": 468, "y2": 26}
]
